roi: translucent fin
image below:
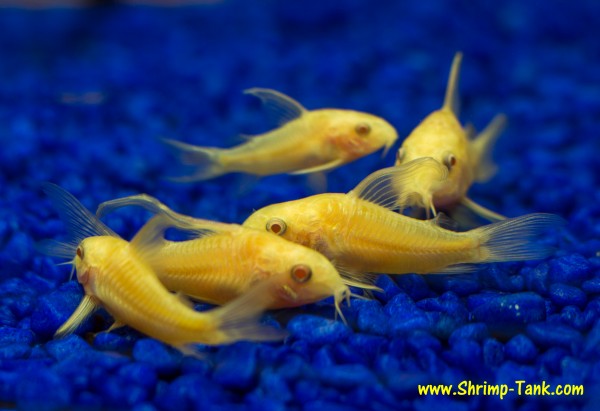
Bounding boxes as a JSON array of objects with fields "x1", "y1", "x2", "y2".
[
  {"x1": 429, "y1": 212, "x2": 459, "y2": 231},
  {"x1": 97, "y1": 194, "x2": 230, "y2": 238},
  {"x1": 211, "y1": 274, "x2": 289, "y2": 343},
  {"x1": 442, "y1": 52, "x2": 463, "y2": 115},
  {"x1": 39, "y1": 183, "x2": 118, "y2": 260},
  {"x1": 430, "y1": 264, "x2": 479, "y2": 275},
  {"x1": 349, "y1": 157, "x2": 448, "y2": 211},
  {"x1": 289, "y1": 159, "x2": 344, "y2": 175},
  {"x1": 461, "y1": 197, "x2": 506, "y2": 222},
  {"x1": 54, "y1": 295, "x2": 99, "y2": 338},
  {"x1": 244, "y1": 88, "x2": 307, "y2": 126},
  {"x1": 473, "y1": 213, "x2": 565, "y2": 263},
  {"x1": 306, "y1": 171, "x2": 328, "y2": 193},
  {"x1": 471, "y1": 114, "x2": 507, "y2": 182},
  {"x1": 161, "y1": 138, "x2": 224, "y2": 182},
  {"x1": 106, "y1": 320, "x2": 126, "y2": 332}
]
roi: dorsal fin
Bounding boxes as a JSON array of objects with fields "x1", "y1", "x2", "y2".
[
  {"x1": 244, "y1": 88, "x2": 307, "y2": 126},
  {"x1": 348, "y1": 158, "x2": 448, "y2": 211},
  {"x1": 442, "y1": 52, "x2": 463, "y2": 116},
  {"x1": 37, "y1": 183, "x2": 119, "y2": 260}
]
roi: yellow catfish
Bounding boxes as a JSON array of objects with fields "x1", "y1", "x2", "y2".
[
  {"x1": 94, "y1": 194, "x2": 354, "y2": 318},
  {"x1": 394, "y1": 52, "x2": 507, "y2": 221},
  {"x1": 165, "y1": 88, "x2": 398, "y2": 181},
  {"x1": 38, "y1": 184, "x2": 298, "y2": 350},
  {"x1": 243, "y1": 158, "x2": 563, "y2": 286}
]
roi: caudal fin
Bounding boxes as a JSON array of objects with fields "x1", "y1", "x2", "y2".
[
  {"x1": 162, "y1": 138, "x2": 225, "y2": 182},
  {"x1": 474, "y1": 213, "x2": 565, "y2": 263}
]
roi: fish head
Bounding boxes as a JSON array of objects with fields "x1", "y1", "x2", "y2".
[
  {"x1": 394, "y1": 110, "x2": 472, "y2": 206},
  {"x1": 258, "y1": 237, "x2": 350, "y2": 319},
  {"x1": 73, "y1": 236, "x2": 124, "y2": 296},
  {"x1": 320, "y1": 110, "x2": 398, "y2": 160},
  {"x1": 243, "y1": 197, "x2": 326, "y2": 251}
]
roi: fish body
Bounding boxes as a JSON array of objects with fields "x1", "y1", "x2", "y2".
[
  {"x1": 165, "y1": 88, "x2": 398, "y2": 181},
  {"x1": 95, "y1": 194, "x2": 352, "y2": 312},
  {"x1": 73, "y1": 236, "x2": 229, "y2": 346},
  {"x1": 243, "y1": 163, "x2": 562, "y2": 281},
  {"x1": 395, "y1": 53, "x2": 506, "y2": 221},
  {"x1": 39, "y1": 184, "x2": 288, "y2": 349}
]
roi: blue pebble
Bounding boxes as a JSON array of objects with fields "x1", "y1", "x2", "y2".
[
  {"x1": 505, "y1": 334, "x2": 538, "y2": 363},
  {"x1": 527, "y1": 323, "x2": 583, "y2": 351},
  {"x1": 293, "y1": 379, "x2": 321, "y2": 404},
  {"x1": 0, "y1": 305, "x2": 16, "y2": 327},
  {"x1": 156, "y1": 374, "x2": 229, "y2": 410},
  {"x1": 448, "y1": 323, "x2": 490, "y2": 346},
  {"x1": 15, "y1": 369, "x2": 73, "y2": 411},
  {"x1": 548, "y1": 283, "x2": 587, "y2": 308},
  {"x1": 582, "y1": 277, "x2": 600, "y2": 294},
  {"x1": 132, "y1": 339, "x2": 182, "y2": 377},
  {"x1": 0, "y1": 342, "x2": 31, "y2": 360},
  {"x1": 354, "y1": 300, "x2": 390, "y2": 336},
  {"x1": 255, "y1": 368, "x2": 293, "y2": 403},
  {"x1": 30, "y1": 281, "x2": 88, "y2": 339},
  {"x1": 582, "y1": 320, "x2": 600, "y2": 360},
  {"x1": 539, "y1": 347, "x2": 570, "y2": 374},
  {"x1": 318, "y1": 364, "x2": 377, "y2": 389},
  {"x1": 521, "y1": 262, "x2": 550, "y2": 294},
  {"x1": 287, "y1": 315, "x2": 351, "y2": 345},
  {"x1": 470, "y1": 292, "x2": 546, "y2": 324},
  {"x1": 117, "y1": 363, "x2": 158, "y2": 390},
  {"x1": 482, "y1": 338, "x2": 504, "y2": 367},
  {"x1": 374, "y1": 275, "x2": 401, "y2": 302},
  {"x1": 313, "y1": 345, "x2": 335, "y2": 368},
  {"x1": 406, "y1": 330, "x2": 442, "y2": 354},
  {"x1": 0, "y1": 325, "x2": 35, "y2": 346},
  {"x1": 345, "y1": 334, "x2": 387, "y2": 362},
  {"x1": 385, "y1": 293, "x2": 431, "y2": 335},
  {"x1": 417, "y1": 292, "x2": 468, "y2": 322},
  {"x1": 45, "y1": 334, "x2": 92, "y2": 360},
  {"x1": 548, "y1": 254, "x2": 591, "y2": 284},
  {"x1": 93, "y1": 330, "x2": 137, "y2": 352},
  {"x1": 393, "y1": 274, "x2": 434, "y2": 300},
  {"x1": 212, "y1": 342, "x2": 258, "y2": 389}
]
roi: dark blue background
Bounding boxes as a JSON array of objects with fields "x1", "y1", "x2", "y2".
[{"x1": 1, "y1": 1, "x2": 599, "y2": 409}]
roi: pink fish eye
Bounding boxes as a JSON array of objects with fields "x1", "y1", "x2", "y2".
[
  {"x1": 76, "y1": 246, "x2": 84, "y2": 260},
  {"x1": 355, "y1": 122, "x2": 371, "y2": 136},
  {"x1": 266, "y1": 218, "x2": 287, "y2": 235},
  {"x1": 444, "y1": 153, "x2": 457, "y2": 170},
  {"x1": 291, "y1": 264, "x2": 312, "y2": 283}
]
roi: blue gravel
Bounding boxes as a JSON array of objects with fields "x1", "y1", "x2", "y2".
[{"x1": 1, "y1": 0, "x2": 599, "y2": 410}]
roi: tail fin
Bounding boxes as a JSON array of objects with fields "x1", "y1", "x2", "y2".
[
  {"x1": 442, "y1": 52, "x2": 463, "y2": 115},
  {"x1": 36, "y1": 183, "x2": 118, "y2": 260},
  {"x1": 474, "y1": 213, "x2": 565, "y2": 263},
  {"x1": 162, "y1": 138, "x2": 225, "y2": 182}
]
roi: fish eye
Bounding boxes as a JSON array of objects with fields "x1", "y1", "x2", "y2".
[
  {"x1": 355, "y1": 122, "x2": 371, "y2": 137},
  {"x1": 76, "y1": 246, "x2": 84, "y2": 260},
  {"x1": 443, "y1": 153, "x2": 457, "y2": 170},
  {"x1": 266, "y1": 218, "x2": 287, "y2": 236},
  {"x1": 291, "y1": 264, "x2": 312, "y2": 283},
  {"x1": 396, "y1": 148, "x2": 405, "y2": 164}
]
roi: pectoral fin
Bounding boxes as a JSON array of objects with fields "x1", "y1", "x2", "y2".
[
  {"x1": 471, "y1": 114, "x2": 507, "y2": 182},
  {"x1": 244, "y1": 88, "x2": 307, "y2": 126},
  {"x1": 349, "y1": 157, "x2": 448, "y2": 211},
  {"x1": 461, "y1": 197, "x2": 506, "y2": 222},
  {"x1": 289, "y1": 159, "x2": 344, "y2": 175},
  {"x1": 55, "y1": 295, "x2": 99, "y2": 338}
]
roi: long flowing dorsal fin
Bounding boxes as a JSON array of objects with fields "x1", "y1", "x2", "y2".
[
  {"x1": 244, "y1": 88, "x2": 307, "y2": 126},
  {"x1": 442, "y1": 52, "x2": 463, "y2": 116},
  {"x1": 96, "y1": 194, "x2": 237, "y2": 252},
  {"x1": 348, "y1": 158, "x2": 448, "y2": 211},
  {"x1": 37, "y1": 183, "x2": 119, "y2": 260}
]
